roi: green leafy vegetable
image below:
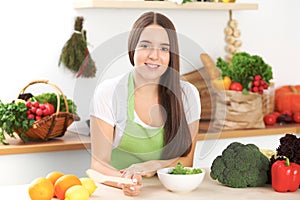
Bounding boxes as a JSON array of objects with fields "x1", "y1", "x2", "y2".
[
  {"x1": 182, "y1": 0, "x2": 193, "y2": 3},
  {"x1": 216, "y1": 52, "x2": 273, "y2": 92},
  {"x1": 169, "y1": 162, "x2": 202, "y2": 175},
  {"x1": 32, "y1": 93, "x2": 77, "y2": 114},
  {"x1": 0, "y1": 101, "x2": 34, "y2": 144}
]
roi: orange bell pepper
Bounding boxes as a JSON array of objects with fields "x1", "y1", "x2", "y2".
[{"x1": 271, "y1": 157, "x2": 300, "y2": 192}]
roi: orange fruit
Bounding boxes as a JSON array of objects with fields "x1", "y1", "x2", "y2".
[
  {"x1": 46, "y1": 171, "x2": 64, "y2": 185},
  {"x1": 28, "y1": 177, "x2": 54, "y2": 200},
  {"x1": 54, "y1": 174, "x2": 82, "y2": 200}
]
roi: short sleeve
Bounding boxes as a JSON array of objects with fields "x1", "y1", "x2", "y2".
[
  {"x1": 90, "y1": 80, "x2": 116, "y2": 126},
  {"x1": 181, "y1": 81, "x2": 201, "y2": 124}
]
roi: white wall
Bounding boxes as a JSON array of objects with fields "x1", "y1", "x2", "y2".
[
  {"x1": 194, "y1": 133, "x2": 300, "y2": 169},
  {"x1": 0, "y1": 150, "x2": 91, "y2": 185},
  {"x1": 1, "y1": 0, "x2": 300, "y2": 119},
  {"x1": 1, "y1": 0, "x2": 300, "y2": 184}
]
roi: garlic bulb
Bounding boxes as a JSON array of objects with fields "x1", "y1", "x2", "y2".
[{"x1": 224, "y1": 17, "x2": 242, "y2": 63}]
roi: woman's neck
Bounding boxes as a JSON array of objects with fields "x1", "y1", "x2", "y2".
[{"x1": 133, "y1": 71, "x2": 160, "y2": 97}]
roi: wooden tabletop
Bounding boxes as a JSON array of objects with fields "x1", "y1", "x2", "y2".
[{"x1": 1, "y1": 169, "x2": 298, "y2": 200}]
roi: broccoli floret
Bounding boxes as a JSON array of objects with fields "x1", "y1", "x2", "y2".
[{"x1": 210, "y1": 142, "x2": 270, "y2": 188}]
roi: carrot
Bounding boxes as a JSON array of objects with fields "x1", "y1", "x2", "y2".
[{"x1": 200, "y1": 53, "x2": 221, "y2": 80}]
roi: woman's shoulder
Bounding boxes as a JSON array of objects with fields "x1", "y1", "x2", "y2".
[
  {"x1": 99, "y1": 73, "x2": 128, "y2": 87},
  {"x1": 180, "y1": 79, "x2": 199, "y2": 95},
  {"x1": 95, "y1": 72, "x2": 130, "y2": 94}
]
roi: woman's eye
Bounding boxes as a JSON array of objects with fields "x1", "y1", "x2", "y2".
[
  {"x1": 140, "y1": 44, "x2": 150, "y2": 49},
  {"x1": 161, "y1": 47, "x2": 169, "y2": 52}
]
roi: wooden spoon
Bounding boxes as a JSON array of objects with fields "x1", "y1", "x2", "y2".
[{"x1": 86, "y1": 169, "x2": 134, "y2": 185}]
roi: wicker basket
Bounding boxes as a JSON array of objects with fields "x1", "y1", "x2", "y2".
[{"x1": 15, "y1": 80, "x2": 80, "y2": 141}]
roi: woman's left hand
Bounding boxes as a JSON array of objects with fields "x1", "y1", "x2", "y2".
[
  {"x1": 120, "y1": 173, "x2": 143, "y2": 196},
  {"x1": 122, "y1": 160, "x2": 166, "y2": 178}
]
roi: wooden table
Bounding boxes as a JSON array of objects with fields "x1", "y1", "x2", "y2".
[{"x1": 1, "y1": 170, "x2": 298, "y2": 200}]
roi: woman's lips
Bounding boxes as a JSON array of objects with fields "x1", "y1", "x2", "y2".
[{"x1": 145, "y1": 63, "x2": 160, "y2": 70}]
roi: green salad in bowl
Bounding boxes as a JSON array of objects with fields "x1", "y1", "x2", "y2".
[
  {"x1": 169, "y1": 162, "x2": 202, "y2": 175},
  {"x1": 157, "y1": 162, "x2": 205, "y2": 192}
]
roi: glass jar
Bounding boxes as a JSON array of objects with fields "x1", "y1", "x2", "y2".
[{"x1": 262, "y1": 82, "x2": 275, "y2": 115}]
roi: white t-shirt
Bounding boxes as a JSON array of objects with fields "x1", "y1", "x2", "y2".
[{"x1": 90, "y1": 71, "x2": 201, "y2": 148}]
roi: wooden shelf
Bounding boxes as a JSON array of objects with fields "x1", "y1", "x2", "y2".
[
  {"x1": 197, "y1": 122, "x2": 300, "y2": 140},
  {"x1": 73, "y1": 1, "x2": 258, "y2": 10},
  {"x1": 1, "y1": 124, "x2": 299, "y2": 155},
  {"x1": 0, "y1": 132, "x2": 90, "y2": 155}
]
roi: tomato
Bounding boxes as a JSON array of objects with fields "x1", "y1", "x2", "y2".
[
  {"x1": 229, "y1": 82, "x2": 243, "y2": 91},
  {"x1": 27, "y1": 114, "x2": 35, "y2": 120},
  {"x1": 35, "y1": 108, "x2": 43, "y2": 116},
  {"x1": 254, "y1": 75, "x2": 262, "y2": 81},
  {"x1": 39, "y1": 104, "x2": 46, "y2": 110},
  {"x1": 44, "y1": 103, "x2": 55, "y2": 116},
  {"x1": 33, "y1": 101, "x2": 40, "y2": 108},
  {"x1": 271, "y1": 112, "x2": 281, "y2": 120},
  {"x1": 281, "y1": 110, "x2": 292, "y2": 116},
  {"x1": 252, "y1": 86, "x2": 259, "y2": 93},
  {"x1": 35, "y1": 115, "x2": 42, "y2": 121},
  {"x1": 25, "y1": 101, "x2": 32, "y2": 108},
  {"x1": 292, "y1": 112, "x2": 300, "y2": 123},
  {"x1": 263, "y1": 114, "x2": 277, "y2": 126},
  {"x1": 30, "y1": 107, "x2": 37, "y2": 114},
  {"x1": 42, "y1": 109, "x2": 50, "y2": 116}
]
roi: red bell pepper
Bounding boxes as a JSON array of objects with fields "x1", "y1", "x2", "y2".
[{"x1": 271, "y1": 157, "x2": 300, "y2": 192}]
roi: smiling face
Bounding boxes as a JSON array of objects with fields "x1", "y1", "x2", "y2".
[{"x1": 133, "y1": 24, "x2": 170, "y2": 83}]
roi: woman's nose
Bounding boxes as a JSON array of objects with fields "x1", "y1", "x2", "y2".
[{"x1": 148, "y1": 48, "x2": 159, "y2": 59}]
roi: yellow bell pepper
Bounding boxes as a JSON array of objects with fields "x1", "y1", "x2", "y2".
[{"x1": 212, "y1": 76, "x2": 232, "y2": 90}]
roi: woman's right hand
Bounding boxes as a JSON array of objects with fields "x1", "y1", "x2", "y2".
[{"x1": 120, "y1": 173, "x2": 143, "y2": 196}]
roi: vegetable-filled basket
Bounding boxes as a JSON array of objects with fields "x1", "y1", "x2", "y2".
[
  {"x1": 202, "y1": 52, "x2": 273, "y2": 130},
  {"x1": 15, "y1": 80, "x2": 80, "y2": 141}
]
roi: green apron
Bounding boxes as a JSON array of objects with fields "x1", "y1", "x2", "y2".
[{"x1": 110, "y1": 73, "x2": 164, "y2": 170}]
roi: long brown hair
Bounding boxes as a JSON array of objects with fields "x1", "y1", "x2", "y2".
[{"x1": 128, "y1": 12, "x2": 192, "y2": 159}]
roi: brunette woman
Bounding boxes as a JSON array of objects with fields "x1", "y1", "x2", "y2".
[{"x1": 90, "y1": 11, "x2": 201, "y2": 196}]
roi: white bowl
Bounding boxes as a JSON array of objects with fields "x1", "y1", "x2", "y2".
[{"x1": 157, "y1": 167, "x2": 205, "y2": 193}]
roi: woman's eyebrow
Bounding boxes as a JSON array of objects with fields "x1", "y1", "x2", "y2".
[
  {"x1": 139, "y1": 40, "x2": 151, "y2": 44},
  {"x1": 160, "y1": 42, "x2": 170, "y2": 46},
  {"x1": 139, "y1": 40, "x2": 170, "y2": 46}
]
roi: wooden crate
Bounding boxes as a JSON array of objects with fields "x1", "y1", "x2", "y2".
[{"x1": 181, "y1": 68, "x2": 215, "y2": 121}]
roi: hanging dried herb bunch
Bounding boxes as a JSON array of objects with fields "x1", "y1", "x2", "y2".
[{"x1": 58, "y1": 16, "x2": 96, "y2": 78}]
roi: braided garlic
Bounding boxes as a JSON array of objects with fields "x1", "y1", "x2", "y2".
[{"x1": 224, "y1": 11, "x2": 242, "y2": 62}]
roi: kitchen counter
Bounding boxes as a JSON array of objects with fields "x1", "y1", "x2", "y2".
[
  {"x1": 1, "y1": 170, "x2": 298, "y2": 200},
  {"x1": 197, "y1": 122, "x2": 300, "y2": 140},
  {"x1": 0, "y1": 131, "x2": 90, "y2": 155},
  {"x1": 1, "y1": 123, "x2": 299, "y2": 155}
]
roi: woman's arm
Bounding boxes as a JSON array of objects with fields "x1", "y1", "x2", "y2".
[
  {"x1": 90, "y1": 116, "x2": 142, "y2": 194},
  {"x1": 123, "y1": 120, "x2": 199, "y2": 177},
  {"x1": 90, "y1": 116, "x2": 121, "y2": 187}
]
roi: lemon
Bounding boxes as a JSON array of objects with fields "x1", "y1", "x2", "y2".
[
  {"x1": 80, "y1": 177, "x2": 97, "y2": 195},
  {"x1": 65, "y1": 185, "x2": 89, "y2": 200},
  {"x1": 222, "y1": 0, "x2": 236, "y2": 3}
]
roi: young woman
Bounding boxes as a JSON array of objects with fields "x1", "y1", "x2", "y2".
[{"x1": 90, "y1": 11, "x2": 201, "y2": 196}]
